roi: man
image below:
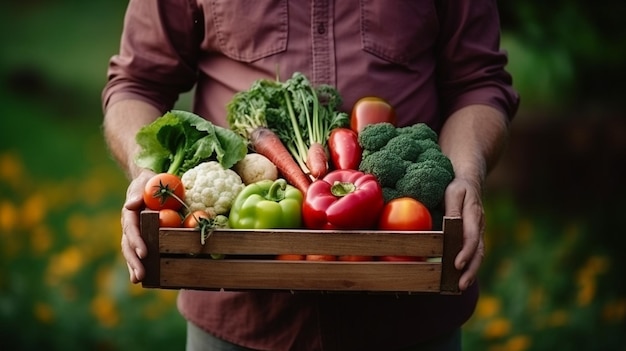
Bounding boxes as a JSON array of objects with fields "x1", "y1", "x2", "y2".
[{"x1": 102, "y1": 1, "x2": 519, "y2": 350}]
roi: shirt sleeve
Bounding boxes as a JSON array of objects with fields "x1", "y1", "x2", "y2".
[
  {"x1": 101, "y1": 0, "x2": 203, "y2": 114},
  {"x1": 435, "y1": 0, "x2": 520, "y2": 120}
]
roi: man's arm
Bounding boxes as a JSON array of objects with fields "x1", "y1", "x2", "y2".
[
  {"x1": 103, "y1": 99, "x2": 162, "y2": 283},
  {"x1": 103, "y1": 99, "x2": 162, "y2": 178},
  {"x1": 438, "y1": 104, "x2": 510, "y2": 291}
]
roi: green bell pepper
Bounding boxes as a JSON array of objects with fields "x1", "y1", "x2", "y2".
[{"x1": 229, "y1": 178, "x2": 303, "y2": 229}]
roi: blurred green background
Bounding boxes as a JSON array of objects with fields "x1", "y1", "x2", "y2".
[{"x1": 1, "y1": 1, "x2": 624, "y2": 350}]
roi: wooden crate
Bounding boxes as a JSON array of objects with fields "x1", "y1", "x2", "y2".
[{"x1": 140, "y1": 210, "x2": 463, "y2": 294}]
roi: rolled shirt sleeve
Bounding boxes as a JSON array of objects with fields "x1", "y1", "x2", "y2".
[
  {"x1": 435, "y1": 0, "x2": 520, "y2": 120},
  {"x1": 102, "y1": 0, "x2": 202, "y2": 114}
]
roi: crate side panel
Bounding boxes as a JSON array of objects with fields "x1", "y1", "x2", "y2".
[
  {"x1": 159, "y1": 231, "x2": 444, "y2": 257},
  {"x1": 159, "y1": 259, "x2": 442, "y2": 292},
  {"x1": 440, "y1": 217, "x2": 463, "y2": 294},
  {"x1": 140, "y1": 211, "x2": 161, "y2": 288}
]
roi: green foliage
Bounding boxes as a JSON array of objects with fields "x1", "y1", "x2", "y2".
[
  {"x1": 135, "y1": 110, "x2": 247, "y2": 176},
  {"x1": 463, "y1": 195, "x2": 626, "y2": 351},
  {"x1": 499, "y1": 2, "x2": 626, "y2": 110},
  {"x1": 0, "y1": 89, "x2": 186, "y2": 350}
]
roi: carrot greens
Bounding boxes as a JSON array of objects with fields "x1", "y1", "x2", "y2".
[{"x1": 227, "y1": 72, "x2": 349, "y2": 179}]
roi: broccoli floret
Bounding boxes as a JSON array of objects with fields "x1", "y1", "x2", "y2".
[
  {"x1": 382, "y1": 187, "x2": 403, "y2": 203},
  {"x1": 361, "y1": 148, "x2": 374, "y2": 159},
  {"x1": 415, "y1": 138, "x2": 441, "y2": 153},
  {"x1": 382, "y1": 133, "x2": 422, "y2": 162},
  {"x1": 417, "y1": 148, "x2": 453, "y2": 171},
  {"x1": 397, "y1": 123, "x2": 438, "y2": 143},
  {"x1": 359, "y1": 149, "x2": 409, "y2": 188},
  {"x1": 358, "y1": 122, "x2": 398, "y2": 151},
  {"x1": 395, "y1": 160, "x2": 454, "y2": 209},
  {"x1": 357, "y1": 122, "x2": 455, "y2": 209}
]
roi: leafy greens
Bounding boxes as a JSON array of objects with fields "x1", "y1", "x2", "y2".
[
  {"x1": 227, "y1": 72, "x2": 349, "y2": 174},
  {"x1": 135, "y1": 110, "x2": 247, "y2": 176}
]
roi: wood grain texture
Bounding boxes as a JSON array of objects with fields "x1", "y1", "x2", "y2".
[
  {"x1": 160, "y1": 259, "x2": 442, "y2": 292},
  {"x1": 440, "y1": 217, "x2": 463, "y2": 294},
  {"x1": 140, "y1": 210, "x2": 463, "y2": 294},
  {"x1": 159, "y1": 229, "x2": 443, "y2": 257},
  {"x1": 140, "y1": 210, "x2": 161, "y2": 288}
]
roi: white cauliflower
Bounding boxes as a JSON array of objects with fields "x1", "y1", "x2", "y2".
[{"x1": 181, "y1": 161, "x2": 245, "y2": 215}]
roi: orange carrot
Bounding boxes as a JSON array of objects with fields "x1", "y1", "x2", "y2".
[
  {"x1": 306, "y1": 142, "x2": 328, "y2": 179},
  {"x1": 249, "y1": 127, "x2": 311, "y2": 194}
]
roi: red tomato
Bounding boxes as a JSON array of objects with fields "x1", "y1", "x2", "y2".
[
  {"x1": 143, "y1": 173, "x2": 185, "y2": 211},
  {"x1": 159, "y1": 209, "x2": 182, "y2": 227},
  {"x1": 377, "y1": 197, "x2": 432, "y2": 261},
  {"x1": 378, "y1": 197, "x2": 432, "y2": 231},
  {"x1": 275, "y1": 254, "x2": 306, "y2": 261},
  {"x1": 305, "y1": 255, "x2": 337, "y2": 261},
  {"x1": 183, "y1": 210, "x2": 212, "y2": 228},
  {"x1": 350, "y1": 97, "x2": 396, "y2": 133},
  {"x1": 338, "y1": 255, "x2": 374, "y2": 262},
  {"x1": 328, "y1": 128, "x2": 362, "y2": 170}
]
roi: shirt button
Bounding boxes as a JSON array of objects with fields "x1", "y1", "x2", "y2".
[{"x1": 317, "y1": 22, "x2": 326, "y2": 34}]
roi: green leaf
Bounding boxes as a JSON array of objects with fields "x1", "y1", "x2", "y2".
[{"x1": 134, "y1": 110, "x2": 247, "y2": 175}]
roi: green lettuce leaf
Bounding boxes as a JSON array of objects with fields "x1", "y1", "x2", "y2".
[{"x1": 135, "y1": 110, "x2": 247, "y2": 175}]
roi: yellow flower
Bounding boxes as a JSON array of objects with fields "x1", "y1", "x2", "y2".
[
  {"x1": 33, "y1": 302, "x2": 54, "y2": 324},
  {"x1": 47, "y1": 246, "x2": 83, "y2": 281},
  {"x1": 587, "y1": 255, "x2": 609, "y2": 274},
  {"x1": 476, "y1": 295, "x2": 501, "y2": 319},
  {"x1": 528, "y1": 287, "x2": 545, "y2": 311},
  {"x1": 95, "y1": 267, "x2": 113, "y2": 291},
  {"x1": 128, "y1": 282, "x2": 146, "y2": 297},
  {"x1": 0, "y1": 200, "x2": 18, "y2": 234},
  {"x1": 602, "y1": 298, "x2": 626, "y2": 323},
  {"x1": 0, "y1": 152, "x2": 24, "y2": 188},
  {"x1": 66, "y1": 213, "x2": 90, "y2": 240},
  {"x1": 547, "y1": 309, "x2": 569, "y2": 327},
  {"x1": 30, "y1": 224, "x2": 53, "y2": 255},
  {"x1": 159, "y1": 289, "x2": 178, "y2": 303},
  {"x1": 142, "y1": 292, "x2": 177, "y2": 320},
  {"x1": 91, "y1": 294, "x2": 119, "y2": 328},
  {"x1": 505, "y1": 335, "x2": 532, "y2": 351},
  {"x1": 483, "y1": 318, "x2": 511, "y2": 339},
  {"x1": 21, "y1": 194, "x2": 47, "y2": 230},
  {"x1": 576, "y1": 255, "x2": 610, "y2": 306},
  {"x1": 576, "y1": 281, "x2": 596, "y2": 307},
  {"x1": 77, "y1": 174, "x2": 106, "y2": 206}
]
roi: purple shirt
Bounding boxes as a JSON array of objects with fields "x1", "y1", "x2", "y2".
[{"x1": 103, "y1": 1, "x2": 519, "y2": 350}]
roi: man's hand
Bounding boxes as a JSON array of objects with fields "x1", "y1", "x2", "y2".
[
  {"x1": 444, "y1": 177, "x2": 485, "y2": 291},
  {"x1": 121, "y1": 170, "x2": 155, "y2": 283},
  {"x1": 437, "y1": 104, "x2": 510, "y2": 292},
  {"x1": 103, "y1": 100, "x2": 163, "y2": 283}
]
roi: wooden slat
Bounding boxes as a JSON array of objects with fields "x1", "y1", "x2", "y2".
[
  {"x1": 440, "y1": 217, "x2": 463, "y2": 294},
  {"x1": 160, "y1": 259, "x2": 442, "y2": 292},
  {"x1": 159, "y1": 230, "x2": 444, "y2": 257},
  {"x1": 140, "y1": 211, "x2": 161, "y2": 288}
]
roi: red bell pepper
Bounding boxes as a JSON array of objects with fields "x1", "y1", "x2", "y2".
[
  {"x1": 328, "y1": 127, "x2": 362, "y2": 170},
  {"x1": 302, "y1": 169, "x2": 385, "y2": 230}
]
